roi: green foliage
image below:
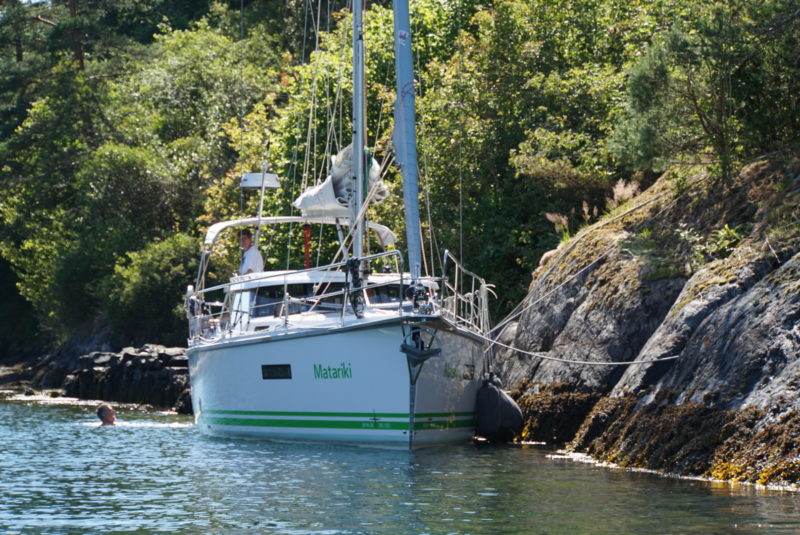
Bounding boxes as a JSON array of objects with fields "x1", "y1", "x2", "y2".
[
  {"x1": 612, "y1": 0, "x2": 800, "y2": 179},
  {"x1": 0, "y1": 6, "x2": 282, "y2": 346},
  {"x1": 542, "y1": 212, "x2": 569, "y2": 243},
  {"x1": 665, "y1": 168, "x2": 691, "y2": 195},
  {"x1": 708, "y1": 224, "x2": 745, "y2": 257},
  {"x1": 622, "y1": 228, "x2": 684, "y2": 281},
  {"x1": 608, "y1": 41, "x2": 673, "y2": 171},
  {"x1": 0, "y1": 65, "x2": 106, "y2": 333},
  {"x1": 0, "y1": 258, "x2": 48, "y2": 359},
  {"x1": 677, "y1": 222, "x2": 745, "y2": 269},
  {"x1": 198, "y1": 0, "x2": 470, "y2": 273},
  {"x1": 418, "y1": 0, "x2": 679, "y2": 312},
  {"x1": 1, "y1": 0, "x2": 798, "y2": 353},
  {"x1": 103, "y1": 233, "x2": 199, "y2": 346}
]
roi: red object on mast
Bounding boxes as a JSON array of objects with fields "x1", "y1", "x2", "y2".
[{"x1": 303, "y1": 224, "x2": 312, "y2": 269}]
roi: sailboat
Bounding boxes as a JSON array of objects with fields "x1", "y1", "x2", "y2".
[{"x1": 184, "y1": 0, "x2": 493, "y2": 449}]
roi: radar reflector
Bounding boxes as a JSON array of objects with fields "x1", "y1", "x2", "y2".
[{"x1": 240, "y1": 172, "x2": 280, "y2": 190}]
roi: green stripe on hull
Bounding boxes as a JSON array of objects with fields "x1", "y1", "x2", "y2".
[
  {"x1": 204, "y1": 409, "x2": 475, "y2": 419},
  {"x1": 203, "y1": 416, "x2": 409, "y2": 430},
  {"x1": 200, "y1": 414, "x2": 475, "y2": 431}
]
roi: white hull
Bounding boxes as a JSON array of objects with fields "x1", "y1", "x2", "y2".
[{"x1": 188, "y1": 315, "x2": 485, "y2": 449}]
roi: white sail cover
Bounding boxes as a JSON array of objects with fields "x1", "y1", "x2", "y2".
[{"x1": 293, "y1": 144, "x2": 388, "y2": 218}]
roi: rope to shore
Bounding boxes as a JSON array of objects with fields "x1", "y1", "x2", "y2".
[
  {"x1": 490, "y1": 180, "x2": 695, "y2": 338},
  {"x1": 483, "y1": 147, "x2": 797, "y2": 367},
  {"x1": 480, "y1": 332, "x2": 681, "y2": 366},
  {"x1": 479, "y1": 171, "x2": 713, "y2": 368}
]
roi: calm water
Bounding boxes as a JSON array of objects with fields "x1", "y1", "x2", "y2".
[{"x1": 1, "y1": 394, "x2": 799, "y2": 535}]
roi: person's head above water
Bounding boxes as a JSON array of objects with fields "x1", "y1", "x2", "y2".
[{"x1": 96, "y1": 403, "x2": 116, "y2": 426}]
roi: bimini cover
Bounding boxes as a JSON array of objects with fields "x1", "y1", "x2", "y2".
[
  {"x1": 293, "y1": 144, "x2": 389, "y2": 218},
  {"x1": 202, "y1": 216, "x2": 396, "y2": 250}
]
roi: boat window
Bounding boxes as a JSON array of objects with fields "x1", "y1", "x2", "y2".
[
  {"x1": 368, "y1": 284, "x2": 404, "y2": 304},
  {"x1": 251, "y1": 283, "x2": 347, "y2": 317},
  {"x1": 261, "y1": 364, "x2": 292, "y2": 380},
  {"x1": 309, "y1": 283, "x2": 346, "y2": 307},
  {"x1": 251, "y1": 284, "x2": 311, "y2": 317},
  {"x1": 248, "y1": 281, "x2": 427, "y2": 315},
  {"x1": 251, "y1": 286, "x2": 283, "y2": 317}
]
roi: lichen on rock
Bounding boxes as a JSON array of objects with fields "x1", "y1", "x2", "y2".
[{"x1": 498, "y1": 156, "x2": 800, "y2": 486}]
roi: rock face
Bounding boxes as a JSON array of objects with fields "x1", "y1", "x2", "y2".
[
  {"x1": 38, "y1": 344, "x2": 192, "y2": 414},
  {"x1": 495, "y1": 158, "x2": 800, "y2": 486},
  {"x1": 31, "y1": 319, "x2": 114, "y2": 390}
]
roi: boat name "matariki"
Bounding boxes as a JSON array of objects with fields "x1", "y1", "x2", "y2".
[{"x1": 313, "y1": 362, "x2": 353, "y2": 379}]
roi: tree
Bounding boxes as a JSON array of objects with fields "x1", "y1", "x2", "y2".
[
  {"x1": 418, "y1": 0, "x2": 670, "y2": 313},
  {"x1": 611, "y1": 0, "x2": 800, "y2": 179},
  {"x1": 0, "y1": 7, "x2": 282, "y2": 345},
  {"x1": 0, "y1": 64, "x2": 107, "y2": 333},
  {"x1": 102, "y1": 233, "x2": 199, "y2": 346}
]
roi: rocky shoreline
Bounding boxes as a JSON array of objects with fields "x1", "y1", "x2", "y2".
[
  {"x1": 1, "y1": 344, "x2": 192, "y2": 414},
  {"x1": 496, "y1": 158, "x2": 800, "y2": 487}
]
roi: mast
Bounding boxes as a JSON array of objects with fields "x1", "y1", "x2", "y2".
[
  {"x1": 392, "y1": 0, "x2": 422, "y2": 280},
  {"x1": 352, "y1": 0, "x2": 366, "y2": 260}
]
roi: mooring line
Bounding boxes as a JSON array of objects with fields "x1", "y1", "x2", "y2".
[
  {"x1": 481, "y1": 172, "x2": 712, "y2": 368},
  {"x1": 481, "y1": 333, "x2": 680, "y2": 367}
]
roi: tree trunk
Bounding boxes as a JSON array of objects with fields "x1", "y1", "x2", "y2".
[{"x1": 68, "y1": 0, "x2": 84, "y2": 70}]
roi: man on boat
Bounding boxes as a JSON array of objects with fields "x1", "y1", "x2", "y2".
[
  {"x1": 239, "y1": 229, "x2": 264, "y2": 275},
  {"x1": 96, "y1": 404, "x2": 116, "y2": 426}
]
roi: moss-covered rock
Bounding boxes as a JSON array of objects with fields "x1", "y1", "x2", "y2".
[
  {"x1": 501, "y1": 156, "x2": 800, "y2": 485},
  {"x1": 514, "y1": 382, "x2": 601, "y2": 444}
]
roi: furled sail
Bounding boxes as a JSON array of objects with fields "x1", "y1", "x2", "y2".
[{"x1": 293, "y1": 144, "x2": 388, "y2": 218}]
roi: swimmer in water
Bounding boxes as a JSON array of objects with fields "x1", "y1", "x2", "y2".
[{"x1": 96, "y1": 403, "x2": 116, "y2": 426}]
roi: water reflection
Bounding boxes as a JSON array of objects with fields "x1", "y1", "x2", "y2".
[{"x1": 1, "y1": 397, "x2": 799, "y2": 534}]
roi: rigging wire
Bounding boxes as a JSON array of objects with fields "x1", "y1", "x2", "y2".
[
  {"x1": 320, "y1": 21, "x2": 350, "y2": 185},
  {"x1": 319, "y1": 176, "x2": 393, "y2": 268},
  {"x1": 419, "y1": 123, "x2": 442, "y2": 275},
  {"x1": 483, "y1": 172, "x2": 710, "y2": 367},
  {"x1": 370, "y1": 66, "x2": 394, "y2": 156},
  {"x1": 300, "y1": 0, "x2": 324, "y2": 194},
  {"x1": 286, "y1": 0, "x2": 331, "y2": 270},
  {"x1": 458, "y1": 119, "x2": 463, "y2": 263},
  {"x1": 286, "y1": 0, "x2": 377, "y2": 272},
  {"x1": 454, "y1": 0, "x2": 464, "y2": 266},
  {"x1": 301, "y1": 0, "x2": 310, "y2": 63},
  {"x1": 408, "y1": 4, "x2": 442, "y2": 278},
  {"x1": 283, "y1": 49, "x2": 308, "y2": 267}
]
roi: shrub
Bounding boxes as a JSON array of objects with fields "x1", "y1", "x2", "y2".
[{"x1": 102, "y1": 233, "x2": 199, "y2": 346}]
